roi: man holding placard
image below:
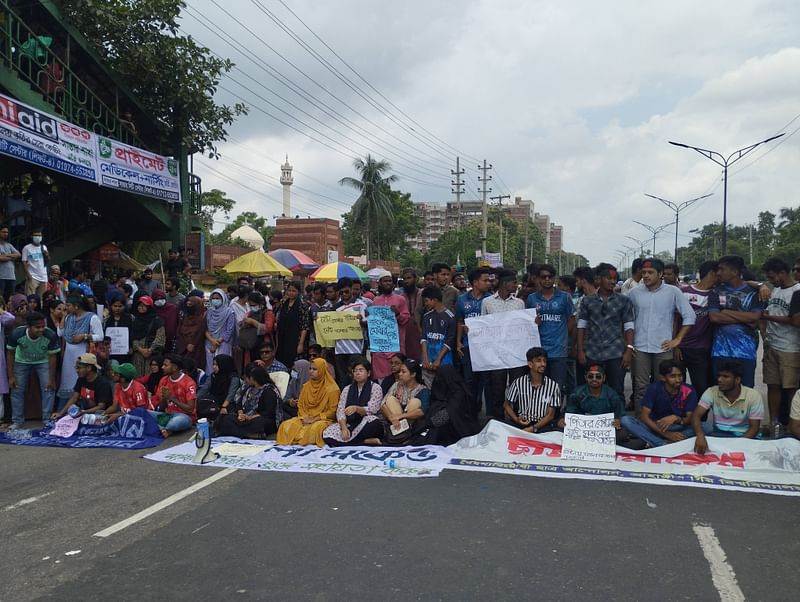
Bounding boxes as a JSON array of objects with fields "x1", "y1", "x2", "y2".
[
  {"x1": 369, "y1": 271, "x2": 409, "y2": 381},
  {"x1": 456, "y1": 267, "x2": 491, "y2": 414},
  {"x1": 503, "y1": 347, "x2": 561, "y2": 433},
  {"x1": 333, "y1": 278, "x2": 368, "y2": 388}
]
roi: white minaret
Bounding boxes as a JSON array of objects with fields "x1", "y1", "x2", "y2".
[{"x1": 280, "y1": 154, "x2": 293, "y2": 217}]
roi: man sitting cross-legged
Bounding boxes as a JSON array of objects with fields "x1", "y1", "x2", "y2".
[
  {"x1": 149, "y1": 354, "x2": 197, "y2": 438},
  {"x1": 621, "y1": 359, "x2": 705, "y2": 447},
  {"x1": 503, "y1": 347, "x2": 561, "y2": 433},
  {"x1": 692, "y1": 360, "x2": 764, "y2": 454},
  {"x1": 104, "y1": 362, "x2": 149, "y2": 423}
]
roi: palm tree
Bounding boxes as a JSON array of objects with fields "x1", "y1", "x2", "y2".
[{"x1": 339, "y1": 155, "x2": 398, "y2": 260}]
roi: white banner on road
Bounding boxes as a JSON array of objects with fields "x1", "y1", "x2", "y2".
[
  {"x1": 465, "y1": 308, "x2": 540, "y2": 371},
  {"x1": 145, "y1": 438, "x2": 452, "y2": 478},
  {"x1": 448, "y1": 420, "x2": 800, "y2": 496}
]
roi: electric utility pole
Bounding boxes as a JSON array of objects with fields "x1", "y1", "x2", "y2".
[
  {"x1": 451, "y1": 157, "x2": 465, "y2": 231},
  {"x1": 478, "y1": 160, "x2": 492, "y2": 255},
  {"x1": 490, "y1": 193, "x2": 510, "y2": 258}
]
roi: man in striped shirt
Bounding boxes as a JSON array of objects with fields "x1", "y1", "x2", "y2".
[{"x1": 503, "y1": 347, "x2": 562, "y2": 433}]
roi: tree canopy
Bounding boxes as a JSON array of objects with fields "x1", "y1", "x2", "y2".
[{"x1": 56, "y1": 0, "x2": 246, "y2": 157}]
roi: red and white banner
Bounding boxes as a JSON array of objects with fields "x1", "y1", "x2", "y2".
[{"x1": 448, "y1": 420, "x2": 800, "y2": 496}]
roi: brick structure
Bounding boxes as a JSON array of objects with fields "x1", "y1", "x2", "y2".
[{"x1": 269, "y1": 217, "x2": 344, "y2": 265}]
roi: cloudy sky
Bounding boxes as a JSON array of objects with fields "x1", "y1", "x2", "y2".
[{"x1": 182, "y1": 0, "x2": 800, "y2": 265}]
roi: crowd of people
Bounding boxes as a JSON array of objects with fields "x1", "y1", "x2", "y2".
[{"x1": 1, "y1": 237, "x2": 799, "y2": 450}]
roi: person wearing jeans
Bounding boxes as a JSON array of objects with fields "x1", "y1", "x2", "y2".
[
  {"x1": 0, "y1": 225, "x2": 20, "y2": 301},
  {"x1": 6, "y1": 311, "x2": 59, "y2": 428},
  {"x1": 148, "y1": 354, "x2": 197, "y2": 438}
]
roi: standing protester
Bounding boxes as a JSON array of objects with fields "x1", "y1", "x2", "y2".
[
  {"x1": 399, "y1": 267, "x2": 422, "y2": 362},
  {"x1": 130, "y1": 295, "x2": 166, "y2": 376},
  {"x1": 0, "y1": 225, "x2": 20, "y2": 301},
  {"x1": 370, "y1": 271, "x2": 410, "y2": 381},
  {"x1": 176, "y1": 290, "x2": 207, "y2": 371},
  {"x1": 274, "y1": 281, "x2": 309, "y2": 370},
  {"x1": 760, "y1": 257, "x2": 800, "y2": 433},
  {"x1": 138, "y1": 268, "x2": 160, "y2": 296},
  {"x1": 662, "y1": 263, "x2": 681, "y2": 286},
  {"x1": 419, "y1": 286, "x2": 456, "y2": 388},
  {"x1": 164, "y1": 277, "x2": 185, "y2": 308},
  {"x1": 58, "y1": 294, "x2": 103, "y2": 411},
  {"x1": 204, "y1": 288, "x2": 236, "y2": 374},
  {"x1": 707, "y1": 255, "x2": 763, "y2": 388},
  {"x1": 576, "y1": 263, "x2": 634, "y2": 399},
  {"x1": 455, "y1": 267, "x2": 491, "y2": 414},
  {"x1": 620, "y1": 258, "x2": 643, "y2": 294},
  {"x1": 481, "y1": 269, "x2": 526, "y2": 419},
  {"x1": 332, "y1": 277, "x2": 368, "y2": 388},
  {"x1": 676, "y1": 261, "x2": 719, "y2": 398},
  {"x1": 52, "y1": 353, "x2": 113, "y2": 421},
  {"x1": 628, "y1": 258, "x2": 695, "y2": 413},
  {"x1": 21, "y1": 228, "x2": 49, "y2": 296}
]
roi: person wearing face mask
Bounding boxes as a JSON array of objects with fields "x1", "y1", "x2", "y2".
[
  {"x1": 205, "y1": 288, "x2": 235, "y2": 374},
  {"x1": 21, "y1": 228, "x2": 49, "y2": 297},
  {"x1": 237, "y1": 291, "x2": 275, "y2": 367},
  {"x1": 130, "y1": 296, "x2": 166, "y2": 376},
  {"x1": 152, "y1": 288, "x2": 178, "y2": 353},
  {"x1": 176, "y1": 290, "x2": 207, "y2": 371}
]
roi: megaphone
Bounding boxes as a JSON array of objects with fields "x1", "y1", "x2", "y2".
[{"x1": 192, "y1": 418, "x2": 219, "y2": 464}]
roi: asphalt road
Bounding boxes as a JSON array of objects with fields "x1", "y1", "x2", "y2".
[{"x1": 1, "y1": 433, "x2": 799, "y2": 602}]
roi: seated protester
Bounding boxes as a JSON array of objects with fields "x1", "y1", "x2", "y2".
[
  {"x1": 560, "y1": 363, "x2": 640, "y2": 447},
  {"x1": 182, "y1": 355, "x2": 207, "y2": 388},
  {"x1": 380, "y1": 353, "x2": 406, "y2": 396},
  {"x1": 51, "y1": 353, "x2": 113, "y2": 421},
  {"x1": 255, "y1": 342, "x2": 288, "y2": 373},
  {"x1": 382, "y1": 358, "x2": 430, "y2": 441},
  {"x1": 196, "y1": 354, "x2": 240, "y2": 420},
  {"x1": 504, "y1": 347, "x2": 561, "y2": 433},
  {"x1": 418, "y1": 364, "x2": 481, "y2": 446},
  {"x1": 279, "y1": 358, "x2": 310, "y2": 424},
  {"x1": 621, "y1": 360, "x2": 702, "y2": 447},
  {"x1": 149, "y1": 354, "x2": 197, "y2": 438},
  {"x1": 104, "y1": 362, "x2": 149, "y2": 423},
  {"x1": 790, "y1": 389, "x2": 800, "y2": 439},
  {"x1": 322, "y1": 356, "x2": 384, "y2": 447},
  {"x1": 691, "y1": 360, "x2": 765, "y2": 454},
  {"x1": 275, "y1": 357, "x2": 340, "y2": 447},
  {"x1": 217, "y1": 365, "x2": 279, "y2": 438},
  {"x1": 136, "y1": 356, "x2": 164, "y2": 400}
]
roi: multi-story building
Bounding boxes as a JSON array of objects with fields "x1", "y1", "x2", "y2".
[
  {"x1": 407, "y1": 202, "x2": 447, "y2": 253},
  {"x1": 535, "y1": 212, "x2": 551, "y2": 256},
  {"x1": 549, "y1": 224, "x2": 563, "y2": 255}
]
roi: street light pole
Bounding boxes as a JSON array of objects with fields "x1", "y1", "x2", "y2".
[
  {"x1": 626, "y1": 235, "x2": 646, "y2": 257},
  {"x1": 667, "y1": 134, "x2": 784, "y2": 255},
  {"x1": 633, "y1": 220, "x2": 673, "y2": 257},
  {"x1": 645, "y1": 193, "x2": 713, "y2": 264}
]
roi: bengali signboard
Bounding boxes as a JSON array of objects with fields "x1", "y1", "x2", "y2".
[
  {"x1": 0, "y1": 91, "x2": 98, "y2": 182},
  {"x1": 96, "y1": 136, "x2": 181, "y2": 202}
]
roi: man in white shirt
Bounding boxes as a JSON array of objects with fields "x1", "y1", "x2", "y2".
[{"x1": 21, "y1": 227, "x2": 48, "y2": 296}]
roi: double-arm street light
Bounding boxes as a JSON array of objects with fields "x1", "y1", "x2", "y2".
[
  {"x1": 645, "y1": 193, "x2": 713, "y2": 264},
  {"x1": 633, "y1": 220, "x2": 674, "y2": 258},
  {"x1": 626, "y1": 235, "x2": 647, "y2": 257},
  {"x1": 668, "y1": 134, "x2": 784, "y2": 255}
]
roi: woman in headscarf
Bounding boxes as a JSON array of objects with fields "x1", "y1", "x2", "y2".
[
  {"x1": 274, "y1": 281, "x2": 309, "y2": 371},
  {"x1": 26, "y1": 293, "x2": 41, "y2": 313},
  {"x1": 152, "y1": 288, "x2": 178, "y2": 353},
  {"x1": 57, "y1": 293, "x2": 104, "y2": 409},
  {"x1": 9, "y1": 293, "x2": 28, "y2": 328},
  {"x1": 104, "y1": 290, "x2": 132, "y2": 365},
  {"x1": 176, "y1": 290, "x2": 207, "y2": 371},
  {"x1": 276, "y1": 357, "x2": 339, "y2": 447},
  {"x1": 381, "y1": 358, "x2": 430, "y2": 444},
  {"x1": 196, "y1": 353, "x2": 240, "y2": 419},
  {"x1": 322, "y1": 356, "x2": 384, "y2": 446},
  {"x1": 204, "y1": 288, "x2": 235, "y2": 374},
  {"x1": 420, "y1": 365, "x2": 481, "y2": 446},
  {"x1": 130, "y1": 295, "x2": 165, "y2": 376},
  {"x1": 136, "y1": 355, "x2": 164, "y2": 399},
  {"x1": 217, "y1": 365, "x2": 279, "y2": 438},
  {"x1": 278, "y1": 357, "x2": 309, "y2": 425}
]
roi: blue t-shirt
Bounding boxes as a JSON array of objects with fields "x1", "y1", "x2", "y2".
[
  {"x1": 707, "y1": 283, "x2": 763, "y2": 360},
  {"x1": 455, "y1": 291, "x2": 489, "y2": 348},
  {"x1": 420, "y1": 309, "x2": 456, "y2": 365},
  {"x1": 527, "y1": 290, "x2": 574, "y2": 358},
  {"x1": 641, "y1": 382, "x2": 698, "y2": 420}
]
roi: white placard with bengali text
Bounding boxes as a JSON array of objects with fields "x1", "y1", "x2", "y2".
[
  {"x1": 561, "y1": 412, "x2": 616, "y2": 463},
  {"x1": 465, "y1": 308, "x2": 540, "y2": 371}
]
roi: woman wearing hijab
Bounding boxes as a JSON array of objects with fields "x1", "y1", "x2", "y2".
[
  {"x1": 322, "y1": 356, "x2": 384, "y2": 446},
  {"x1": 196, "y1": 354, "x2": 240, "y2": 419},
  {"x1": 274, "y1": 281, "x2": 309, "y2": 371},
  {"x1": 421, "y1": 365, "x2": 481, "y2": 446},
  {"x1": 136, "y1": 356, "x2": 164, "y2": 399},
  {"x1": 57, "y1": 294, "x2": 104, "y2": 409},
  {"x1": 205, "y1": 288, "x2": 235, "y2": 374},
  {"x1": 217, "y1": 365, "x2": 279, "y2": 438},
  {"x1": 130, "y1": 295, "x2": 165, "y2": 376},
  {"x1": 176, "y1": 290, "x2": 207, "y2": 371},
  {"x1": 276, "y1": 357, "x2": 339, "y2": 447},
  {"x1": 152, "y1": 288, "x2": 178, "y2": 353},
  {"x1": 104, "y1": 290, "x2": 132, "y2": 365},
  {"x1": 9, "y1": 293, "x2": 28, "y2": 328},
  {"x1": 278, "y1": 357, "x2": 309, "y2": 424}
]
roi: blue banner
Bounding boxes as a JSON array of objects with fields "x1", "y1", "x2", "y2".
[{"x1": 367, "y1": 305, "x2": 400, "y2": 353}]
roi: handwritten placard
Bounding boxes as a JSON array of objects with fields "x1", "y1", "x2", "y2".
[
  {"x1": 465, "y1": 308, "x2": 540, "y2": 370},
  {"x1": 50, "y1": 415, "x2": 80, "y2": 438},
  {"x1": 106, "y1": 327, "x2": 130, "y2": 356},
  {"x1": 367, "y1": 306, "x2": 400, "y2": 353},
  {"x1": 315, "y1": 311, "x2": 362, "y2": 348},
  {"x1": 561, "y1": 412, "x2": 616, "y2": 463}
]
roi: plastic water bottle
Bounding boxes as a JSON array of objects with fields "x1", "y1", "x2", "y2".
[
  {"x1": 67, "y1": 405, "x2": 81, "y2": 418},
  {"x1": 773, "y1": 422, "x2": 783, "y2": 439}
]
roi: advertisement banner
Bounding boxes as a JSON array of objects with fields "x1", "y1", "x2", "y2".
[
  {"x1": 0, "y1": 91, "x2": 98, "y2": 182},
  {"x1": 96, "y1": 136, "x2": 181, "y2": 202}
]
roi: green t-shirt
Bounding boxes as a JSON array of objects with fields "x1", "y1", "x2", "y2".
[{"x1": 7, "y1": 326, "x2": 60, "y2": 364}]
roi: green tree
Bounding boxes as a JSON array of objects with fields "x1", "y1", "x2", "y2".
[
  {"x1": 56, "y1": 0, "x2": 247, "y2": 156},
  {"x1": 339, "y1": 155, "x2": 398, "y2": 260},
  {"x1": 341, "y1": 189, "x2": 421, "y2": 259},
  {"x1": 773, "y1": 206, "x2": 800, "y2": 264},
  {"x1": 211, "y1": 211, "x2": 274, "y2": 248},
  {"x1": 198, "y1": 188, "x2": 236, "y2": 233}
]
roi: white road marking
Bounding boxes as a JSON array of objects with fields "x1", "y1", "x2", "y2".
[
  {"x1": 692, "y1": 523, "x2": 746, "y2": 602},
  {"x1": 3, "y1": 491, "x2": 55, "y2": 511},
  {"x1": 93, "y1": 468, "x2": 237, "y2": 538}
]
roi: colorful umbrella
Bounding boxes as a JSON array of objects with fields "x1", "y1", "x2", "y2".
[
  {"x1": 268, "y1": 248, "x2": 320, "y2": 273},
  {"x1": 222, "y1": 249, "x2": 292, "y2": 277},
  {"x1": 308, "y1": 261, "x2": 370, "y2": 283}
]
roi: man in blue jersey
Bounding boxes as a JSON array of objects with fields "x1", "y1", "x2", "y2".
[
  {"x1": 456, "y1": 267, "x2": 491, "y2": 414},
  {"x1": 708, "y1": 256, "x2": 764, "y2": 387},
  {"x1": 420, "y1": 286, "x2": 456, "y2": 388}
]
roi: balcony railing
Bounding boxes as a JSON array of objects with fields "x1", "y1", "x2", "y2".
[{"x1": 0, "y1": 0, "x2": 148, "y2": 148}]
